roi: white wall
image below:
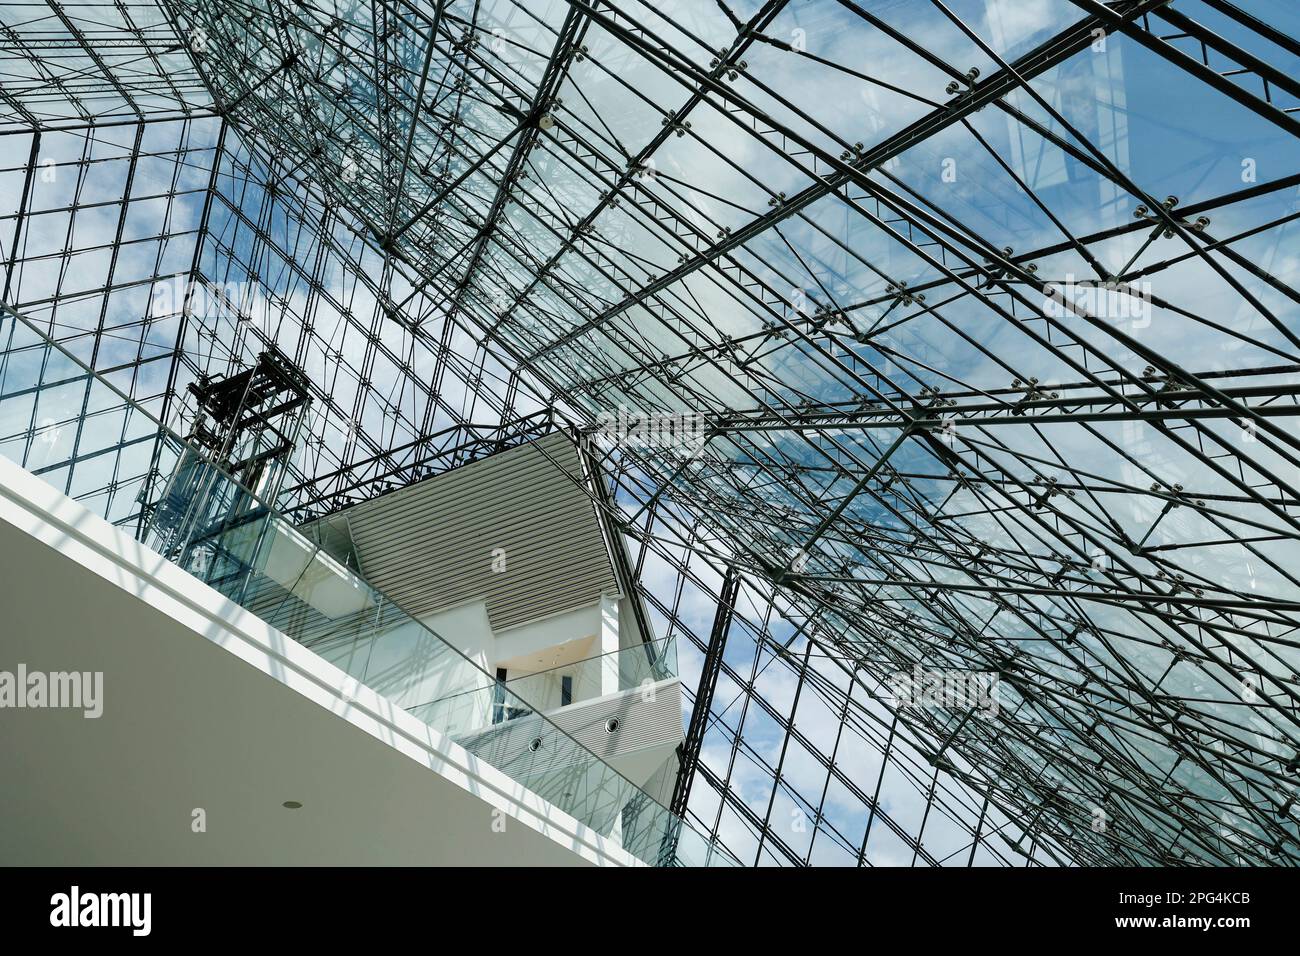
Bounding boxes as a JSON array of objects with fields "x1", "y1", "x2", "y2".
[
  {"x1": 410, "y1": 600, "x2": 497, "y2": 735},
  {"x1": 493, "y1": 603, "x2": 600, "y2": 665}
]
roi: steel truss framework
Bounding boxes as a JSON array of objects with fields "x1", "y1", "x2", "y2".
[{"x1": 3, "y1": 0, "x2": 1300, "y2": 866}]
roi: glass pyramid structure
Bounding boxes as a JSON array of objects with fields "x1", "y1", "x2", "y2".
[{"x1": 3, "y1": 0, "x2": 1300, "y2": 866}]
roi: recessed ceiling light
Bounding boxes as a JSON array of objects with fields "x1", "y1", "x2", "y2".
[{"x1": 282, "y1": 800, "x2": 303, "y2": 809}]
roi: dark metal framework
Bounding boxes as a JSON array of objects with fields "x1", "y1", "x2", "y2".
[{"x1": 4, "y1": 0, "x2": 1300, "y2": 866}]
